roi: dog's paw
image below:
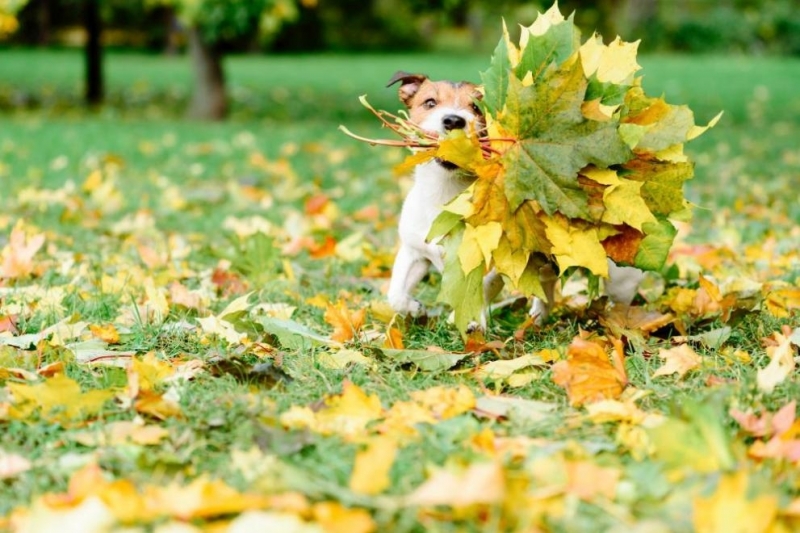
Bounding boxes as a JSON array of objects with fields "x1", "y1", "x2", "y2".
[
  {"x1": 389, "y1": 296, "x2": 426, "y2": 318},
  {"x1": 465, "y1": 320, "x2": 485, "y2": 335}
]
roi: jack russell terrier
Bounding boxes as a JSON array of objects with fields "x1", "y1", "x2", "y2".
[{"x1": 385, "y1": 71, "x2": 643, "y2": 329}]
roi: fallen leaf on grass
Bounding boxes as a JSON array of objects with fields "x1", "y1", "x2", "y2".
[
  {"x1": 648, "y1": 398, "x2": 736, "y2": 477},
  {"x1": 473, "y1": 395, "x2": 557, "y2": 424},
  {"x1": 0, "y1": 450, "x2": 31, "y2": 479},
  {"x1": 380, "y1": 348, "x2": 467, "y2": 372},
  {"x1": 474, "y1": 353, "x2": 546, "y2": 384},
  {"x1": 324, "y1": 301, "x2": 366, "y2": 343},
  {"x1": 280, "y1": 381, "x2": 383, "y2": 440},
  {"x1": 0, "y1": 222, "x2": 45, "y2": 279},
  {"x1": 652, "y1": 344, "x2": 701, "y2": 379},
  {"x1": 565, "y1": 460, "x2": 620, "y2": 501},
  {"x1": 88, "y1": 324, "x2": 120, "y2": 344},
  {"x1": 757, "y1": 330, "x2": 796, "y2": 393},
  {"x1": 552, "y1": 336, "x2": 627, "y2": 406},
  {"x1": 730, "y1": 401, "x2": 796, "y2": 438},
  {"x1": 318, "y1": 349, "x2": 375, "y2": 370},
  {"x1": 693, "y1": 470, "x2": 778, "y2": 533},
  {"x1": 349, "y1": 436, "x2": 397, "y2": 495},
  {"x1": 407, "y1": 462, "x2": 504, "y2": 507},
  {"x1": 312, "y1": 501, "x2": 376, "y2": 533},
  {"x1": 8, "y1": 374, "x2": 114, "y2": 425}
]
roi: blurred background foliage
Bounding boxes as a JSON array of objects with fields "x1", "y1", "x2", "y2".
[
  {"x1": 1, "y1": 0, "x2": 798, "y2": 120},
  {"x1": 3, "y1": 0, "x2": 800, "y2": 55}
]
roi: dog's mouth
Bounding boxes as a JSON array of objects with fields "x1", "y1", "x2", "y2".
[{"x1": 435, "y1": 158, "x2": 459, "y2": 171}]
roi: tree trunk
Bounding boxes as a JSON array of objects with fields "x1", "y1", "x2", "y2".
[
  {"x1": 36, "y1": 0, "x2": 51, "y2": 46},
  {"x1": 187, "y1": 26, "x2": 227, "y2": 120},
  {"x1": 84, "y1": 0, "x2": 103, "y2": 106}
]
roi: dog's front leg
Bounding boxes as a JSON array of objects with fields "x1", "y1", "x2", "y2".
[{"x1": 387, "y1": 245, "x2": 430, "y2": 317}]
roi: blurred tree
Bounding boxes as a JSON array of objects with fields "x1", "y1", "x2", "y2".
[
  {"x1": 0, "y1": 0, "x2": 30, "y2": 38},
  {"x1": 85, "y1": 0, "x2": 103, "y2": 105},
  {"x1": 156, "y1": 0, "x2": 302, "y2": 120}
]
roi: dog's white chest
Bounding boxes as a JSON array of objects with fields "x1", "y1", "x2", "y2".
[{"x1": 397, "y1": 162, "x2": 470, "y2": 260}]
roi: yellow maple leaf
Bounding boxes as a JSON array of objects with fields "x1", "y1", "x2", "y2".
[
  {"x1": 652, "y1": 344, "x2": 702, "y2": 379},
  {"x1": 324, "y1": 301, "x2": 366, "y2": 343},
  {"x1": 0, "y1": 222, "x2": 45, "y2": 279},
  {"x1": 543, "y1": 215, "x2": 609, "y2": 277},
  {"x1": 130, "y1": 352, "x2": 174, "y2": 392},
  {"x1": 8, "y1": 374, "x2": 114, "y2": 424},
  {"x1": 458, "y1": 222, "x2": 502, "y2": 273},
  {"x1": 281, "y1": 381, "x2": 383, "y2": 440},
  {"x1": 408, "y1": 384, "x2": 476, "y2": 420},
  {"x1": 693, "y1": 471, "x2": 778, "y2": 533},
  {"x1": 89, "y1": 323, "x2": 120, "y2": 344},
  {"x1": 312, "y1": 501, "x2": 376, "y2": 533},
  {"x1": 579, "y1": 35, "x2": 641, "y2": 84},
  {"x1": 349, "y1": 436, "x2": 397, "y2": 495}
]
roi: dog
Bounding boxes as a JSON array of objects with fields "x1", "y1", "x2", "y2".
[{"x1": 385, "y1": 71, "x2": 644, "y2": 329}]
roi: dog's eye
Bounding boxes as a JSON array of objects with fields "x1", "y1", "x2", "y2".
[
  {"x1": 423, "y1": 98, "x2": 437, "y2": 109},
  {"x1": 471, "y1": 103, "x2": 482, "y2": 114}
]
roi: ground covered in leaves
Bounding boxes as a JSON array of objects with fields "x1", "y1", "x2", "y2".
[{"x1": 1, "y1": 50, "x2": 800, "y2": 532}]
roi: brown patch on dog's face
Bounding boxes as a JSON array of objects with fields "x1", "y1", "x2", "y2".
[
  {"x1": 387, "y1": 72, "x2": 484, "y2": 134},
  {"x1": 405, "y1": 80, "x2": 483, "y2": 129}
]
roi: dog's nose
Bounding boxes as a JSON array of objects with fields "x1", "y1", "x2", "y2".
[{"x1": 442, "y1": 115, "x2": 466, "y2": 131}]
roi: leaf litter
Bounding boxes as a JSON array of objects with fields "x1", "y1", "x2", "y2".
[{"x1": 1, "y1": 5, "x2": 800, "y2": 532}]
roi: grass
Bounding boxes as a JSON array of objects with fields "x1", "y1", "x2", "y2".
[{"x1": 1, "y1": 48, "x2": 799, "y2": 531}]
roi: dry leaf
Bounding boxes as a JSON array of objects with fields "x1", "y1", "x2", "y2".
[{"x1": 652, "y1": 344, "x2": 701, "y2": 379}]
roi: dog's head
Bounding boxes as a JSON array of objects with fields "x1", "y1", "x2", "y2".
[{"x1": 387, "y1": 71, "x2": 485, "y2": 137}]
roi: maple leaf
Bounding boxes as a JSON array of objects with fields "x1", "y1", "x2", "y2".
[
  {"x1": 324, "y1": 301, "x2": 366, "y2": 343},
  {"x1": 652, "y1": 344, "x2": 702, "y2": 379},
  {"x1": 0, "y1": 222, "x2": 45, "y2": 279},
  {"x1": 692, "y1": 471, "x2": 778, "y2": 533},
  {"x1": 407, "y1": 462, "x2": 505, "y2": 507},
  {"x1": 280, "y1": 381, "x2": 383, "y2": 440},
  {"x1": 8, "y1": 374, "x2": 114, "y2": 424},
  {"x1": 349, "y1": 436, "x2": 397, "y2": 495},
  {"x1": 551, "y1": 336, "x2": 626, "y2": 406},
  {"x1": 757, "y1": 330, "x2": 796, "y2": 393}
]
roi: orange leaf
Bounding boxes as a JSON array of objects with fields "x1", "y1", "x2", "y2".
[
  {"x1": 552, "y1": 336, "x2": 626, "y2": 406},
  {"x1": 310, "y1": 236, "x2": 337, "y2": 259},
  {"x1": 384, "y1": 327, "x2": 404, "y2": 349},
  {"x1": 0, "y1": 223, "x2": 45, "y2": 279},
  {"x1": 89, "y1": 324, "x2": 120, "y2": 344},
  {"x1": 324, "y1": 302, "x2": 365, "y2": 343}
]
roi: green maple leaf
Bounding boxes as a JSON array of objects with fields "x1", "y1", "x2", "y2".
[
  {"x1": 502, "y1": 62, "x2": 632, "y2": 218},
  {"x1": 481, "y1": 29, "x2": 510, "y2": 115},
  {"x1": 437, "y1": 233, "x2": 484, "y2": 337},
  {"x1": 624, "y1": 158, "x2": 694, "y2": 216},
  {"x1": 634, "y1": 217, "x2": 678, "y2": 271},
  {"x1": 514, "y1": 11, "x2": 580, "y2": 82}
]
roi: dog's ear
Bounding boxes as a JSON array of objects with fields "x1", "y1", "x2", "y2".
[{"x1": 387, "y1": 71, "x2": 428, "y2": 107}]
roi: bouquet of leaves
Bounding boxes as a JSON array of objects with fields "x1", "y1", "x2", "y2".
[{"x1": 343, "y1": 4, "x2": 719, "y2": 334}]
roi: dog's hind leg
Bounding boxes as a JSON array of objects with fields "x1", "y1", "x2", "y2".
[{"x1": 387, "y1": 245, "x2": 430, "y2": 317}]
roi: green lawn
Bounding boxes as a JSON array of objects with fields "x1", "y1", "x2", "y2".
[{"x1": 1, "y1": 49, "x2": 799, "y2": 531}]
